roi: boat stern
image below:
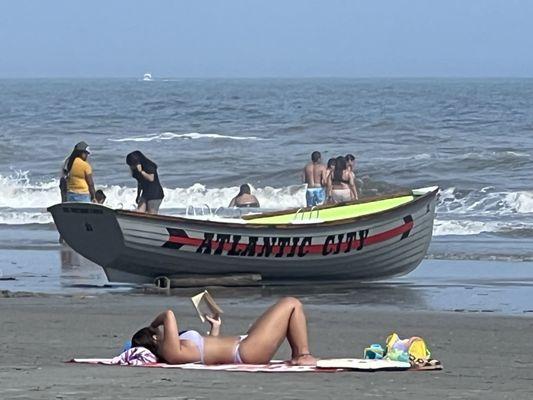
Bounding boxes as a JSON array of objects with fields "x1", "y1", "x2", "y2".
[{"x1": 47, "y1": 203, "x2": 125, "y2": 267}]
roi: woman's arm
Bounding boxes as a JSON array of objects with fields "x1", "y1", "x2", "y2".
[
  {"x1": 150, "y1": 311, "x2": 169, "y2": 328},
  {"x1": 326, "y1": 174, "x2": 332, "y2": 198},
  {"x1": 228, "y1": 197, "x2": 236, "y2": 207},
  {"x1": 140, "y1": 170, "x2": 155, "y2": 182},
  {"x1": 205, "y1": 315, "x2": 221, "y2": 336},
  {"x1": 348, "y1": 174, "x2": 358, "y2": 200},
  {"x1": 85, "y1": 172, "x2": 96, "y2": 202},
  {"x1": 136, "y1": 164, "x2": 155, "y2": 182},
  {"x1": 156, "y1": 310, "x2": 199, "y2": 364}
]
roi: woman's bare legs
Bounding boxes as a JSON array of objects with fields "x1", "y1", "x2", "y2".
[
  {"x1": 238, "y1": 297, "x2": 317, "y2": 366},
  {"x1": 136, "y1": 199, "x2": 147, "y2": 213}
]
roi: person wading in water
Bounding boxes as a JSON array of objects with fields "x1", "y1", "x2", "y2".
[
  {"x1": 126, "y1": 151, "x2": 165, "y2": 214},
  {"x1": 303, "y1": 151, "x2": 327, "y2": 207},
  {"x1": 64, "y1": 141, "x2": 96, "y2": 203}
]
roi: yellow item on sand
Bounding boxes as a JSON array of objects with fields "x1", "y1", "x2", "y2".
[
  {"x1": 408, "y1": 337, "x2": 431, "y2": 360},
  {"x1": 385, "y1": 332, "x2": 431, "y2": 360}
]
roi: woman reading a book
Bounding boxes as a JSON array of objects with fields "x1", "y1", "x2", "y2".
[{"x1": 131, "y1": 297, "x2": 317, "y2": 366}]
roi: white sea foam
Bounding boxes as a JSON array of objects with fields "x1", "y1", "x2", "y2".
[
  {"x1": 109, "y1": 132, "x2": 265, "y2": 142},
  {"x1": 0, "y1": 211, "x2": 53, "y2": 225},
  {"x1": 0, "y1": 172, "x2": 306, "y2": 225},
  {"x1": 2, "y1": 172, "x2": 533, "y2": 238},
  {"x1": 437, "y1": 187, "x2": 533, "y2": 215}
]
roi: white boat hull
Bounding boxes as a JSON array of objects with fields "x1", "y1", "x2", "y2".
[{"x1": 48, "y1": 188, "x2": 438, "y2": 284}]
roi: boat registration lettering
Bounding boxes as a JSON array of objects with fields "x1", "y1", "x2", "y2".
[
  {"x1": 195, "y1": 234, "x2": 313, "y2": 258},
  {"x1": 164, "y1": 215, "x2": 412, "y2": 258},
  {"x1": 322, "y1": 230, "x2": 369, "y2": 255}
]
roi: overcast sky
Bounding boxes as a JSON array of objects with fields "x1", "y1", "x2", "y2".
[{"x1": 1, "y1": 0, "x2": 531, "y2": 78}]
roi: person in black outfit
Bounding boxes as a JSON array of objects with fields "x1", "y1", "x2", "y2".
[{"x1": 126, "y1": 151, "x2": 165, "y2": 214}]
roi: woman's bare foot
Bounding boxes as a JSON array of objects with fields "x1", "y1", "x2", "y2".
[{"x1": 291, "y1": 354, "x2": 318, "y2": 366}]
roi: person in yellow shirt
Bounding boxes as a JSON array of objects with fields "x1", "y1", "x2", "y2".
[{"x1": 65, "y1": 141, "x2": 96, "y2": 202}]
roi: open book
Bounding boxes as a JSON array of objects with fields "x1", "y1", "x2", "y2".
[{"x1": 190, "y1": 290, "x2": 224, "y2": 323}]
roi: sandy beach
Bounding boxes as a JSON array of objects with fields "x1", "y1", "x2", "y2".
[
  {"x1": 1, "y1": 293, "x2": 532, "y2": 400},
  {"x1": 2, "y1": 1, "x2": 533, "y2": 399}
]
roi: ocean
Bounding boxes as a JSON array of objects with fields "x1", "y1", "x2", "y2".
[{"x1": 1, "y1": 78, "x2": 533, "y2": 301}]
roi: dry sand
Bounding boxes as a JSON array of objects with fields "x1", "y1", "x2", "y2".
[{"x1": 1, "y1": 293, "x2": 532, "y2": 400}]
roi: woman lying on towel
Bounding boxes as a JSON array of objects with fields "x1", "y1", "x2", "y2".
[{"x1": 131, "y1": 297, "x2": 317, "y2": 366}]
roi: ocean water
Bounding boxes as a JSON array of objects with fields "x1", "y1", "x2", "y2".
[{"x1": 0, "y1": 78, "x2": 532, "y2": 266}]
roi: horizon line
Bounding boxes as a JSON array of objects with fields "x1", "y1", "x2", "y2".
[{"x1": 1, "y1": 75, "x2": 533, "y2": 80}]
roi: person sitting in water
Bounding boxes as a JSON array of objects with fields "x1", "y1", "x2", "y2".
[
  {"x1": 303, "y1": 151, "x2": 327, "y2": 207},
  {"x1": 326, "y1": 156, "x2": 358, "y2": 203},
  {"x1": 228, "y1": 184, "x2": 260, "y2": 208},
  {"x1": 131, "y1": 297, "x2": 317, "y2": 366},
  {"x1": 126, "y1": 151, "x2": 165, "y2": 214}
]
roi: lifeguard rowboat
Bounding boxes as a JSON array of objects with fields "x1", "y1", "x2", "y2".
[{"x1": 48, "y1": 186, "x2": 438, "y2": 284}]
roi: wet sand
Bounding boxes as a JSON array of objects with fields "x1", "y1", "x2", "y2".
[{"x1": 1, "y1": 294, "x2": 532, "y2": 400}]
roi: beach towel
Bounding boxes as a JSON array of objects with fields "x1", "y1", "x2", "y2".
[{"x1": 70, "y1": 347, "x2": 412, "y2": 372}]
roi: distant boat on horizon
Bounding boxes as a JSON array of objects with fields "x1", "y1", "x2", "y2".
[{"x1": 142, "y1": 73, "x2": 153, "y2": 81}]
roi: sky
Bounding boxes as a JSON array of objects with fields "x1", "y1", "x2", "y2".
[{"x1": 0, "y1": 0, "x2": 531, "y2": 78}]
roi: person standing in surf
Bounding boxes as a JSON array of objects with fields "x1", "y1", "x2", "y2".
[
  {"x1": 65, "y1": 141, "x2": 96, "y2": 203},
  {"x1": 126, "y1": 151, "x2": 164, "y2": 214},
  {"x1": 345, "y1": 153, "x2": 356, "y2": 177},
  {"x1": 303, "y1": 151, "x2": 327, "y2": 207},
  {"x1": 327, "y1": 156, "x2": 358, "y2": 203},
  {"x1": 345, "y1": 153, "x2": 359, "y2": 200}
]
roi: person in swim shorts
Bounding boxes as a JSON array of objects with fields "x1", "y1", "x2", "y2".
[
  {"x1": 303, "y1": 151, "x2": 327, "y2": 207},
  {"x1": 131, "y1": 297, "x2": 317, "y2": 366}
]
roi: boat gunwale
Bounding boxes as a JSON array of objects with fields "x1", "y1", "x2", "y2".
[
  {"x1": 241, "y1": 190, "x2": 414, "y2": 220},
  {"x1": 112, "y1": 187, "x2": 438, "y2": 230}
]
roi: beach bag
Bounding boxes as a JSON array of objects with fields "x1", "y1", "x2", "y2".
[
  {"x1": 385, "y1": 333, "x2": 430, "y2": 362},
  {"x1": 363, "y1": 344, "x2": 385, "y2": 359}
]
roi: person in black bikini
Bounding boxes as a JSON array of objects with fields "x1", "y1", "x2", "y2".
[
  {"x1": 326, "y1": 156, "x2": 358, "y2": 203},
  {"x1": 228, "y1": 184, "x2": 260, "y2": 208}
]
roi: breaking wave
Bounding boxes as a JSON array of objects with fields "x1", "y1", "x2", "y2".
[
  {"x1": 1, "y1": 172, "x2": 533, "y2": 238},
  {"x1": 434, "y1": 187, "x2": 533, "y2": 236},
  {"x1": 108, "y1": 132, "x2": 266, "y2": 142},
  {"x1": 0, "y1": 172, "x2": 306, "y2": 225}
]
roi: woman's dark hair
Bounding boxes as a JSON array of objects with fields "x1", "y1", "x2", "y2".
[
  {"x1": 126, "y1": 151, "x2": 157, "y2": 177},
  {"x1": 131, "y1": 326, "x2": 159, "y2": 355},
  {"x1": 238, "y1": 184, "x2": 251, "y2": 196},
  {"x1": 327, "y1": 158, "x2": 336, "y2": 169},
  {"x1": 345, "y1": 153, "x2": 355, "y2": 162},
  {"x1": 126, "y1": 151, "x2": 141, "y2": 166},
  {"x1": 66, "y1": 149, "x2": 85, "y2": 173},
  {"x1": 333, "y1": 156, "x2": 347, "y2": 183}
]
